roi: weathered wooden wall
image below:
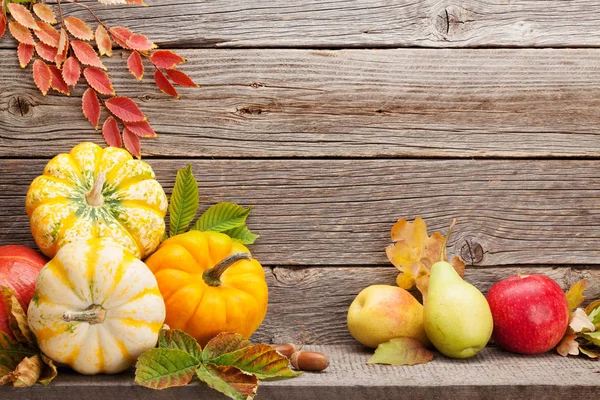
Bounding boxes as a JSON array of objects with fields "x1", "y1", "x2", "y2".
[{"x1": 1, "y1": 0, "x2": 600, "y2": 347}]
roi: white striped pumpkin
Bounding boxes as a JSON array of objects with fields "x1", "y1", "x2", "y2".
[{"x1": 27, "y1": 238, "x2": 166, "y2": 375}]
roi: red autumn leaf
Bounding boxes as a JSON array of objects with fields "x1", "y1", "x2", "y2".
[
  {"x1": 149, "y1": 50, "x2": 185, "y2": 69},
  {"x1": 62, "y1": 57, "x2": 81, "y2": 87},
  {"x1": 35, "y1": 42, "x2": 58, "y2": 63},
  {"x1": 125, "y1": 120, "x2": 156, "y2": 138},
  {"x1": 95, "y1": 25, "x2": 112, "y2": 57},
  {"x1": 9, "y1": 22, "x2": 35, "y2": 46},
  {"x1": 109, "y1": 26, "x2": 133, "y2": 49},
  {"x1": 166, "y1": 69, "x2": 199, "y2": 87},
  {"x1": 33, "y1": 60, "x2": 52, "y2": 96},
  {"x1": 127, "y1": 51, "x2": 144, "y2": 80},
  {"x1": 126, "y1": 33, "x2": 155, "y2": 51},
  {"x1": 82, "y1": 88, "x2": 101, "y2": 129},
  {"x1": 126, "y1": 0, "x2": 147, "y2": 5},
  {"x1": 102, "y1": 116, "x2": 122, "y2": 147},
  {"x1": 71, "y1": 40, "x2": 105, "y2": 69},
  {"x1": 34, "y1": 21, "x2": 60, "y2": 48},
  {"x1": 7, "y1": 4, "x2": 39, "y2": 31},
  {"x1": 83, "y1": 67, "x2": 115, "y2": 95},
  {"x1": 55, "y1": 29, "x2": 69, "y2": 68},
  {"x1": 105, "y1": 97, "x2": 145, "y2": 122},
  {"x1": 154, "y1": 69, "x2": 179, "y2": 99},
  {"x1": 48, "y1": 65, "x2": 70, "y2": 95},
  {"x1": 0, "y1": 14, "x2": 6, "y2": 40},
  {"x1": 17, "y1": 43, "x2": 34, "y2": 68},
  {"x1": 123, "y1": 127, "x2": 141, "y2": 158},
  {"x1": 33, "y1": 3, "x2": 58, "y2": 25},
  {"x1": 64, "y1": 16, "x2": 94, "y2": 41}
]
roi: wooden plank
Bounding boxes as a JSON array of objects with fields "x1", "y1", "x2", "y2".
[
  {"x1": 2, "y1": 346, "x2": 600, "y2": 399},
  {"x1": 2, "y1": 159, "x2": 600, "y2": 267},
  {"x1": 4, "y1": 1, "x2": 600, "y2": 49},
  {"x1": 3, "y1": 49, "x2": 600, "y2": 158},
  {"x1": 254, "y1": 266, "x2": 600, "y2": 345}
]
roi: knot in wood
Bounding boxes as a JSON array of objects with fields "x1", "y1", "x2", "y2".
[
  {"x1": 272, "y1": 267, "x2": 311, "y2": 285},
  {"x1": 237, "y1": 106, "x2": 263, "y2": 115},
  {"x1": 460, "y1": 240, "x2": 484, "y2": 265},
  {"x1": 8, "y1": 96, "x2": 33, "y2": 118},
  {"x1": 433, "y1": 5, "x2": 476, "y2": 37}
]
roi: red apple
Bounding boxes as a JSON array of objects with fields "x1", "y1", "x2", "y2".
[
  {"x1": 0, "y1": 245, "x2": 47, "y2": 337},
  {"x1": 486, "y1": 273, "x2": 569, "y2": 354}
]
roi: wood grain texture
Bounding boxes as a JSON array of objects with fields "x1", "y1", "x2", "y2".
[
  {"x1": 3, "y1": 158, "x2": 600, "y2": 267},
  {"x1": 4, "y1": 0, "x2": 600, "y2": 49},
  {"x1": 3, "y1": 346, "x2": 600, "y2": 399},
  {"x1": 3, "y1": 49, "x2": 600, "y2": 158},
  {"x1": 254, "y1": 266, "x2": 600, "y2": 345}
]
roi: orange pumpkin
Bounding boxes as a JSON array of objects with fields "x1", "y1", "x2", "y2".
[{"x1": 145, "y1": 230, "x2": 268, "y2": 346}]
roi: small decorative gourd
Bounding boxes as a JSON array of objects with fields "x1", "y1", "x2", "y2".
[
  {"x1": 27, "y1": 238, "x2": 166, "y2": 375},
  {"x1": 26, "y1": 142, "x2": 168, "y2": 259}
]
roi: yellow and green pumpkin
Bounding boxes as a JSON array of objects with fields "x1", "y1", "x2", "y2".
[
  {"x1": 26, "y1": 142, "x2": 168, "y2": 259},
  {"x1": 27, "y1": 238, "x2": 166, "y2": 375}
]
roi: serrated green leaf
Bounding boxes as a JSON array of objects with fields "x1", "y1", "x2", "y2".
[
  {"x1": 1, "y1": 286, "x2": 37, "y2": 347},
  {"x1": 196, "y1": 363, "x2": 258, "y2": 400},
  {"x1": 193, "y1": 202, "x2": 251, "y2": 233},
  {"x1": 38, "y1": 354, "x2": 57, "y2": 386},
  {"x1": 224, "y1": 225, "x2": 259, "y2": 245},
  {"x1": 135, "y1": 348, "x2": 200, "y2": 390},
  {"x1": 158, "y1": 329, "x2": 202, "y2": 361},
  {"x1": 202, "y1": 332, "x2": 252, "y2": 362},
  {"x1": 169, "y1": 165, "x2": 199, "y2": 237},
  {"x1": 585, "y1": 300, "x2": 600, "y2": 329},
  {"x1": 13, "y1": 354, "x2": 42, "y2": 387},
  {"x1": 368, "y1": 337, "x2": 434, "y2": 366},
  {"x1": 566, "y1": 279, "x2": 588, "y2": 313},
  {"x1": 208, "y1": 343, "x2": 299, "y2": 380},
  {"x1": 0, "y1": 331, "x2": 36, "y2": 372}
]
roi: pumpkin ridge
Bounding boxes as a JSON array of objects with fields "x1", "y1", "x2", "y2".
[
  {"x1": 46, "y1": 258, "x2": 83, "y2": 302},
  {"x1": 183, "y1": 286, "x2": 207, "y2": 334},
  {"x1": 40, "y1": 174, "x2": 77, "y2": 190},
  {"x1": 84, "y1": 239, "x2": 100, "y2": 304},
  {"x1": 104, "y1": 213, "x2": 145, "y2": 259}
]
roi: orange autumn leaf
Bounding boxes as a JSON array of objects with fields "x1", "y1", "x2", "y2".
[
  {"x1": 149, "y1": 50, "x2": 185, "y2": 69},
  {"x1": 154, "y1": 68, "x2": 179, "y2": 98},
  {"x1": 95, "y1": 25, "x2": 112, "y2": 57},
  {"x1": 48, "y1": 65, "x2": 70, "y2": 95},
  {"x1": 123, "y1": 127, "x2": 141, "y2": 158},
  {"x1": 62, "y1": 57, "x2": 81, "y2": 87},
  {"x1": 32, "y1": 59, "x2": 52, "y2": 95},
  {"x1": 109, "y1": 26, "x2": 133, "y2": 49},
  {"x1": 72, "y1": 40, "x2": 105, "y2": 69},
  {"x1": 83, "y1": 67, "x2": 115, "y2": 95},
  {"x1": 126, "y1": 0, "x2": 147, "y2": 5},
  {"x1": 102, "y1": 117, "x2": 122, "y2": 147},
  {"x1": 55, "y1": 29, "x2": 69, "y2": 68},
  {"x1": 127, "y1": 51, "x2": 144, "y2": 80},
  {"x1": 125, "y1": 120, "x2": 156, "y2": 138},
  {"x1": 7, "y1": 4, "x2": 39, "y2": 31},
  {"x1": 33, "y1": 3, "x2": 58, "y2": 25},
  {"x1": 126, "y1": 33, "x2": 155, "y2": 51},
  {"x1": 82, "y1": 88, "x2": 101, "y2": 129},
  {"x1": 105, "y1": 97, "x2": 145, "y2": 122},
  {"x1": 166, "y1": 69, "x2": 198, "y2": 87},
  {"x1": 386, "y1": 217, "x2": 465, "y2": 298},
  {"x1": 17, "y1": 43, "x2": 34, "y2": 68},
  {"x1": 34, "y1": 21, "x2": 60, "y2": 47},
  {"x1": 9, "y1": 22, "x2": 35, "y2": 46},
  {"x1": 64, "y1": 16, "x2": 94, "y2": 41},
  {"x1": 35, "y1": 42, "x2": 58, "y2": 63}
]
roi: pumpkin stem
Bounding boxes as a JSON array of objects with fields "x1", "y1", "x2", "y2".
[
  {"x1": 62, "y1": 304, "x2": 106, "y2": 325},
  {"x1": 85, "y1": 172, "x2": 106, "y2": 207},
  {"x1": 203, "y1": 252, "x2": 252, "y2": 287}
]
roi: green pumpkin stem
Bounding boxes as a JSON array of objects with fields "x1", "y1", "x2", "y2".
[
  {"x1": 86, "y1": 172, "x2": 106, "y2": 207},
  {"x1": 62, "y1": 304, "x2": 106, "y2": 325},
  {"x1": 203, "y1": 252, "x2": 252, "y2": 287}
]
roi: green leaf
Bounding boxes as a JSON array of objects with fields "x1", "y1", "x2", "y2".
[
  {"x1": 579, "y1": 346, "x2": 600, "y2": 359},
  {"x1": 224, "y1": 225, "x2": 259, "y2": 245},
  {"x1": 367, "y1": 337, "x2": 434, "y2": 366},
  {"x1": 208, "y1": 343, "x2": 299, "y2": 380},
  {"x1": 158, "y1": 329, "x2": 202, "y2": 361},
  {"x1": 1, "y1": 286, "x2": 37, "y2": 347},
  {"x1": 13, "y1": 354, "x2": 42, "y2": 387},
  {"x1": 0, "y1": 331, "x2": 36, "y2": 372},
  {"x1": 565, "y1": 279, "x2": 588, "y2": 313},
  {"x1": 196, "y1": 363, "x2": 258, "y2": 400},
  {"x1": 168, "y1": 165, "x2": 199, "y2": 237},
  {"x1": 585, "y1": 300, "x2": 600, "y2": 329},
  {"x1": 582, "y1": 331, "x2": 600, "y2": 347},
  {"x1": 38, "y1": 354, "x2": 58, "y2": 386},
  {"x1": 202, "y1": 332, "x2": 252, "y2": 362},
  {"x1": 135, "y1": 348, "x2": 200, "y2": 390},
  {"x1": 193, "y1": 202, "x2": 251, "y2": 233}
]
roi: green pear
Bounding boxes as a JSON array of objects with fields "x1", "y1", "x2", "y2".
[{"x1": 423, "y1": 260, "x2": 493, "y2": 359}]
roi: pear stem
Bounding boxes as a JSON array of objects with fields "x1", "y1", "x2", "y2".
[
  {"x1": 517, "y1": 268, "x2": 522, "y2": 279},
  {"x1": 441, "y1": 219, "x2": 457, "y2": 262}
]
